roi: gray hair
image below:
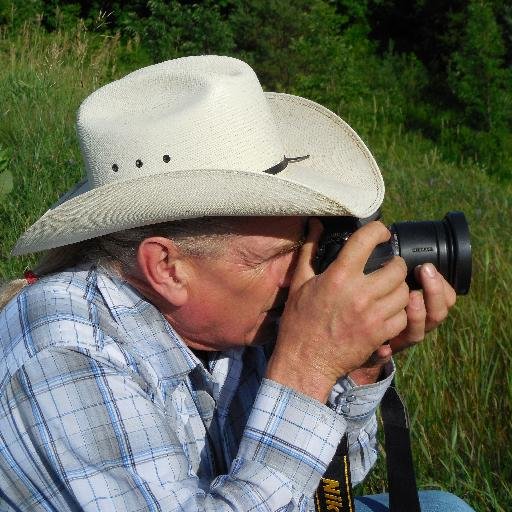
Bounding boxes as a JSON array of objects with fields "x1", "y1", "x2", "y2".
[{"x1": 0, "y1": 217, "x2": 245, "y2": 310}]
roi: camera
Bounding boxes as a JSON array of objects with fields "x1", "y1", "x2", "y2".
[{"x1": 315, "y1": 211, "x2": 472, "y2": 295}]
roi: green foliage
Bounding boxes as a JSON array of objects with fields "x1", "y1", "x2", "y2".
[
  {"x1": 288, "y1": 0, "x2": 375, "y2": 107},
  {"x1": 366, "y1": 0, "x2": 511, "y2": 179},
  {"x1": 332, "y1": 0, "x2": 370, "y2": 23},
  {"x1": 0, "y1": 145, "x2": 13, "y2": 197},
  {"x1": 228, "y1": 0, "x2": 315, "y2": 90},
  {"x1": 0, "y1": 145, "x2": 10, "y2": 173},
  {"x1": 0, "y1": 170, "x2": 13, "y2": 196},
  {"x1": 0, "y1": 0, "x2": 43, "y2": 27},
  {"x1": 448, "y1": 1, "x2": 511, "y2": 132},
  {"x1": 142, "y1": 0, "x2": 235, "y2": 62},
  {"x1": 444, "y1": 1, "x2": 512, "y2": 179}
]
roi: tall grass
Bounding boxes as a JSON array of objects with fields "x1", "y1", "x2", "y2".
[
  {"x1": 0, "y1": 18, "x2": 147, "y2": 273},
  {"x1": 1, "y1": 19, "x2": 511, "y2": 512}
]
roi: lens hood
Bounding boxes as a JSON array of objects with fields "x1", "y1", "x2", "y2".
[{"x1": 443, "y1": 211, "x2": 472, "y2": 295}]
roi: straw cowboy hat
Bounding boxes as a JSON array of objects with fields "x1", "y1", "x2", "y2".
[{"x1": 12, "y1": 55, "x2": 384, "y2": 256}]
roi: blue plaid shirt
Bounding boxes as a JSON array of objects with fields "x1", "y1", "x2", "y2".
[{"x1": 0, "y1": 265, "x2": 394, "y2": 511}]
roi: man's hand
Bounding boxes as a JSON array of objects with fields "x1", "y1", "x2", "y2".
[
  {"x1": 349, "y1": 263, "x2": 457, "y2": 385},
  {"x1": 266, "y1": 219, "x2": 410, "y2": 403}
]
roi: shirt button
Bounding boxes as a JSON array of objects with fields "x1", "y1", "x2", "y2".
[
  {"x1": 346, "y1": 394, "x2": 356, "y2": 403},
  {"x1": 340, "y1": 404, "x2": 350, "y2": 414}
]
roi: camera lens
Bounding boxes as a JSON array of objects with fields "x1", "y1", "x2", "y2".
[{"x1": 389, "y1": 211, "x2": 472, "y2": 294}]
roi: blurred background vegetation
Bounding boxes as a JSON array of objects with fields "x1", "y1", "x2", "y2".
[{"x1": 0, "y1": 1, "x2": 510, "y2": 510}]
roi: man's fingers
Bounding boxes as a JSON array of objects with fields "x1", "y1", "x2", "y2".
[
  {"x1": 372, "y1": 343, "x2": 393, "y2": 365},
  {"x1": 405, "y1": 291, "x2": 427, "y2": 341},
  {"x1": 375, "y1": 281, "x2": 410, "y2": 320},
  {"x1": 289, "y1": 218, "x2": 323, "y2": 293},
  {"x1": 368, "y1": 256, "x2": 408, "y2": 296},
  {"x1": 384, "y1": 309, "x2": 408, "y2": 340},
  {"x1": 389, "y1": 291, "x2": 427, "y2": 352},
  {"x1": 443, "y1": 279, "x2": 457, "y2": 308},
  {"x1": 328, "y1": 221, "x2": 391, "y2": 275},
  {"x1": 417, "y1": 263, "x2": 449, "y2": 330}
]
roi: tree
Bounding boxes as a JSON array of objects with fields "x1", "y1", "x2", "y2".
[
  {"x1": 139, "y1": 0, "x2": 235, "y2": 62},
  {"x1": 448, "y1": 0, "x2": 511, "y2": 131}
]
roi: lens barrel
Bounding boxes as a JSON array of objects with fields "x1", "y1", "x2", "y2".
[{"x1": 385, "y1": 211, "x2": 472, "y2": 294}]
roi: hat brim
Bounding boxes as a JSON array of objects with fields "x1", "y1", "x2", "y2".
[{"x1": 12, "y1": 93, "x2": 384, "y2": 256}]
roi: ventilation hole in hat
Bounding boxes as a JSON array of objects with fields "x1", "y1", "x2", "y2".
[
  {"x1": 136, "y1": 159, "x2": 143, "y2": 168},
  {"x1": 112, "y1": 164, "x2": 119, "y2": 172},
  {"x1": 163, "y1": 155, "x2": 171, "y2": 163}
]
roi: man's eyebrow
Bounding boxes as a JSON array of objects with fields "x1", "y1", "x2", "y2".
[
  {"x1": 236, "y1": 235, "x2": 306, "y2": 267},
  {"x1": 271, "y1": 235, "x2": 306, "y2": 257},
  {"x1": 270, "y1": 219, "x2": 308, "y2": 257},
  {"x1": 235, "y1": 220, "x2": 308, "y2": 265}
]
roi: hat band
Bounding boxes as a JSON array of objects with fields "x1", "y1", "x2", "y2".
[{"x1": 263, "y1": 154, "x2": 310, "y2": 175}]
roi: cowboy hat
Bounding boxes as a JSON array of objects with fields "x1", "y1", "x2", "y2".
[{"x1": 12, "y1": 55, "x2": 384, "y2": 256}]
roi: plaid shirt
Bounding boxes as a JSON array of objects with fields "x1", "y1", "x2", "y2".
[{"x1": 0, "y1": 265, "x2": 393, "y2": 511}]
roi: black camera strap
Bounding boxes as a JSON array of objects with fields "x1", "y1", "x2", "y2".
[
  {"x1": 314, "y1": 379, "x2": 420, "y2": 512},
  {"x1": 381, "y1": 379, "x2": 421, "y2": 512},
  {"x1": 314, "y1": 433, "x2": 355, "y2": 512}
]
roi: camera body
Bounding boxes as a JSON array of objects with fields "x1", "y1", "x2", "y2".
[{"x1": 315, "y1": 211, "x2": 472, "y2": 295}]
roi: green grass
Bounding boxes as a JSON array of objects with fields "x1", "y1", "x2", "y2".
[{"x1": 1, "y1": 19, "x2": 511, "y2": 512}]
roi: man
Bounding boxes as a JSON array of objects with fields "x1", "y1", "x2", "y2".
[{"x1": 0, "y1": 56, "x2": 474, "y2": 511}]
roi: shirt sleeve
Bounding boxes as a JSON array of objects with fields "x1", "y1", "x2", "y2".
[
  {"x1": 327, "y1": 360, "x2": 395, "y2": 485},
  {"x1": 0, "y1": 348, "x2": 346, "y2": 512}
]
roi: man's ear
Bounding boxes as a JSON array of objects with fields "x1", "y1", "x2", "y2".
[{"x1": 136, "y1": 237, "x2": 190, "y2": 307}]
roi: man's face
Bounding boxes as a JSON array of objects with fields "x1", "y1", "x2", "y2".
[{"x1": 171, "y1": 216, "x2": 307, "y2": 351}]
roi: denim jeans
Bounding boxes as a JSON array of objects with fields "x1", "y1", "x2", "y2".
[{"x1": 355, "y1": 491, "x2": 476, "y2": 512}]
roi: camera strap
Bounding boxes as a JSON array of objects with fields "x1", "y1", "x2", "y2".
[
  {"x1": 381, "y1": 379, "x2": 421, "y2": 512},
  {"x1": 314, "y1": 433, "x2": 355, "y2": 512},
  {"x1": 314, "y1": 379, "x2": 420, "y2": 512}
]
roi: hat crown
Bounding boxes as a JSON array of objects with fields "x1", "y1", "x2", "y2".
[{"x1": 77, "y1": 56, "x2": 284, "y2": 188}]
